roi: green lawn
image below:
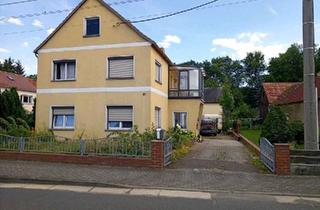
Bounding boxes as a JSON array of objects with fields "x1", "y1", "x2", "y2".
[{"x1": 240, "y1": 129, "x2": 261, "y2": 146}]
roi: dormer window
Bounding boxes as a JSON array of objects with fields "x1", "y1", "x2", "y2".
[{"x1": 84, "y1": 17, "x2": 100, "y2": 37}]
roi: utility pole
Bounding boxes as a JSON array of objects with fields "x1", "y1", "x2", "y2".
[{"x1": 303, "y1": 0, "x2": 319, "y2": 150}]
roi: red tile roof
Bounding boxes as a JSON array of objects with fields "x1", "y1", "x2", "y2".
[
  {"x1": 263, "y1": 77, "x2": 320, "y2": 105},
  {"x1": 0, "y1": 71, "x2": 36, "y2": 93},
  {"x1": 263, "y1": 82, "x2": 299, "y2": 104}
]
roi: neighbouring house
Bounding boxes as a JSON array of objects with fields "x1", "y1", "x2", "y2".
[
  {"x1": 203, "y1": 88, "x2": 222, "y2": 116},
  {"x1": 0, "y1": 71, "x2": 36, "y2": 112},
  {"x1": 34, "y1": 0, "x2": 205, "y2": 138},
  {"x1": 260, "y1": 77, "x2": 320, "y2": 124}
]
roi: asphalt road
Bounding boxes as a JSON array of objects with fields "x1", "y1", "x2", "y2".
[{"x1": 1, "y1": 183, "x2": 320, "y2": 210}]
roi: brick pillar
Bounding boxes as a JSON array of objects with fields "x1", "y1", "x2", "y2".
[
  {"x1": 274, "y1": 144, "x2": 290, "y2": 175},
  {"x1": 151, "y1": 140, "x2": 164, "y2": 168}
]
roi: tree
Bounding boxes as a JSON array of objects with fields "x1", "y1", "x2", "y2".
[
  {"x1": 242, "y1": 52, "x2": 266, "y2": 108},
  {"x1": 0, "y1": 57, "x2": 25, "y2": 75},
  {"x1": 219, "y1": 83, "x2": 235, "y2": 131},
  {"x1": 261, "y1": 106, "x2": 292, "y2": 143},
  {"x1": 0, "y1": 88, "x2": 26, "y2": 119},
  {"x1": 268, "y1": 44, "x2": 303, "y2": 82},
  {"x1": 27, "y1": 74, "x2": 37, "y2": 80}
]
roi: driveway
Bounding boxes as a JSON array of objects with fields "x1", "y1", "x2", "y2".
[{"x1": 170, "y1": 135, "x2": 260, "y2": 173}]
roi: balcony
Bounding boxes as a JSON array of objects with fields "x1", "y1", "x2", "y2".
[{"x1": 169, "y1": 66, "x2": 204, "y2": 99}]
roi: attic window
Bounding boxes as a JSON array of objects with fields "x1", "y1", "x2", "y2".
[
  {"x1": 7, "y1": 75, "x2": 14, "y2": 81},
  {"x1": 84, "y1": 17, "x2": 100, "y2": 37}
]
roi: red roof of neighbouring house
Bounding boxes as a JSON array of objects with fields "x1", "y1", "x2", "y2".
[
  {"x1": 0, "y1": 71, "x2": 36, "y2": 93},
  {"x1": 263, "y1": 77, "x2": 320, "y2": 105},
  {"x1": 263, "y1": 82, "x2": 299, "y2": 104}
]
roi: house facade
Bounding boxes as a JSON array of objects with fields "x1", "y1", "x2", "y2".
[
  {"x1": 0, "y1": 71, "x2": 36, "y2": 112},
  {"x1": 34, "y1": 0, "x2": 204, "y2": 138}
]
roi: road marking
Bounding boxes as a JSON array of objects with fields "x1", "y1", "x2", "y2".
[
  {"x1": 274, "y1": 196, "x2": 300, "y2": 204},
  {"x1": 50, "y1": 185, "x2": 92, "y2": 192},
  {"x1": 301, "y1": 197, "x2": 320, "y2": 203},
  {"x1": 130, "y1": 189, "x2": 160, "y2": 197},
  {"x1": 0, "y1": 183, "x2": 27, "y2": 188},
  {"x1": 90, "y1": 187, "x2": 131, "y2": 195},
  {"x1": 23, "y1": 184, "x2": 54, "y2": 190},
  {"x1": 159, "y1": 190, "x2": 212, "y2": 200}
]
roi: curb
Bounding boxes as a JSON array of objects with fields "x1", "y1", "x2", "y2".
[{"x1": 1, "y1": 177, "x2": 320, "y2": 198}]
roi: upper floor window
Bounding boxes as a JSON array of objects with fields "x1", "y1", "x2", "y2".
[
  {"x1": 85, "y1": 17, "x2": 100, "y2": 37},
  {"x1": 108, "y1": 56, "x2": 134, "y2": 79},
  {"x1": 53, "y1": 60, "x2": 76, "y2": 81},
  {"x1": 21, "y1": 95, "x2": 33, "y2": 104},
  {"x1": 155, "y1": 61, "x2": 162, "y2": 83},
  {"x1": 52, "y1": 106, "x2": 75, "y2": 129}
]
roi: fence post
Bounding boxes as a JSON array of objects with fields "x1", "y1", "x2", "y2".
[
  {"x1": 18, "y1": 137, "x2": 25, "y2": 152},
  {"x1": 80, "y1": 139, "x2": 86, "y2": 156},
  {"x1": 274, "y1": 144, "x2": 290, "y2": 175},
  {"x1": 151, "y1": 140, "x2": 164, "y2": 168}
]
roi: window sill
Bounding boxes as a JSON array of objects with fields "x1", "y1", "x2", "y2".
[
  {"x1": 50, "y1": 128, "x2": 75, "y2": 131},
  {"x1": 106, "y1": 77, "x2": 134, "y2": 80},
  {"x1": 51, "y1": 79, "x2": 76, "y2": 82},
  {"x1": 155, "y1": 80, "x2": 162, "y2": 85},
  {"x1": 83, "y1": 34, "x2": 100, "y2": 38},
  {"x1": 105, "y1": 129, "x2": 133, "y2": 132}
]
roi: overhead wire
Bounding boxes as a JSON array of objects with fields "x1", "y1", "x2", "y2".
[{"x1": 0, "y1": 0, "x2": 38, "y2": 7}]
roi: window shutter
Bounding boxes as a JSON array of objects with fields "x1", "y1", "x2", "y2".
[
  {"x1": 109, "y1": 57, "x2": 134, "y2": 78},
  {"x1": 53, "y1": 107, "x2": 74, "y2": 115},
  {"x1": 108, "y1": 107, "x2": 133, "y2": 121}
]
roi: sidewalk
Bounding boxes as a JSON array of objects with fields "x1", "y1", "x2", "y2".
[{"x1": 0, "y1": 160, "x2": 319, "y2": 196}]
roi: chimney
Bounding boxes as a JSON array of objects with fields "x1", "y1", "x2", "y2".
[{"x1": 160, "y1": 47, "x2": 165, "y2": 53}]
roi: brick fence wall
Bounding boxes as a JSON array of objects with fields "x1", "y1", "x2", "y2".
[
  {"x1": 0, "y1": 140, "x2": 166, "y2": 168},
  {"x1": 274, "y1": 144, "x2": 291, "y2": 175}
]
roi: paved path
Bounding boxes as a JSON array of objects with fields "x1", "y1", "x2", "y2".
[
  {"x1": 0, "y1": 160, "x2": 320, "y2": 196},
  {"x1": 170, "y1": 135, "x2": 259, "y2": 173},
  {"x1": 1, "y1": 183, "x2": 319, "y2": 210}
]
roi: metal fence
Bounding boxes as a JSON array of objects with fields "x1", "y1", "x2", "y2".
[
  {"x1": 260, "y1": 137, "x2": 275, "y2": 173},
  {"x1": 0, "y1": 134, "x2": 151, "y2": 158},
  {"x1": 163, "y1": 137, "x2": 173, "y2": 166}
]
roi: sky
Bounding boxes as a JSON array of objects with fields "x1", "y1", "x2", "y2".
[{"x1": 0, "y1": 0, "x2": 319, "y2": 75}]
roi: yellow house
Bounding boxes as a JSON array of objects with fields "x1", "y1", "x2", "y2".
[{"x1": 34, "y1": 0, "x2": 204, "y2": 138}]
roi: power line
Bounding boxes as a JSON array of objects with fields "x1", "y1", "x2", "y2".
[
  {"x1": 0, "y1": 0, "x2": 260, "y2": 36},
  {"x1": 0, "y1": 0, "x2": 37, "y2": 7},
  {"x1": 0, "y1": 0, "x2": 145, "y2": 22},
  {"x1": 123, "y1": 0, "x2": 219, "y2": 24}
]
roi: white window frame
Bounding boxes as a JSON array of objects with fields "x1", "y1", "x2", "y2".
[
  {"x1": 52, "y1": 59, "x2": 76, "y2": 81},
  {"x1": 21, "y1": 95, "x2": 33, "y2": 104},
  {"x1": 155, "y1": 106, "x2": 161, "y2": 128},
  {"x1": 155, "y1": 60, "x2": 162, "y2": 83},
  {"x1": 106, "y1": 106, "x2": 134, "y2": 131},
  {"x1": 106, "y1": 55, "x2": 135, "y2": 79},
  {"x1": 51, "y1": 106, "x2": 75, "y2": 130},
  {"x1": 83, "y1": 16, "x2": 101, "y2": 37},
  {"x1": 172, "y1": 112, "x2": 188, "y2": 129}
]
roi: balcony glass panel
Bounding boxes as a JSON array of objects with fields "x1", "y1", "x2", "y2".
[
  {"x1": 189, "y1": 70, "x2": 199, "y2": 89},
  {"x1": 179, "y1": 71, "x2": 188, "y2": 90}
]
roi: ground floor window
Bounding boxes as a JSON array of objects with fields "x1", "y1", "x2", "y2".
[
  {"x1": 155, "y1": 107, "x2": 161, "y2": 128},
  {"x1": 174, "y1": 112, "x2": 187, "y2": 129},
  {"x1": 107, "y1": 106, "x2": 133, "y2": 130},
  {"x1": 52, "y1": 107, "x2": 75, "y2": 129}
]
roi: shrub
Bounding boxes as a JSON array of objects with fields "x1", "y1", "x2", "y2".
[
  {"x1": 289, "y1": 120, "x2": 304, "y2": 145},
  {"x1": 261, "y1": 106, "x2": 292, "y2": 143},
  {"x1": 166, "y1": 127, "x2": 195, "y2": 149}
]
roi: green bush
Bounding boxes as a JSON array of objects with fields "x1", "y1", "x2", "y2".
[
  {"x1": 166, "y1": 127, "x2": 195, "y2": 149},
  {"x1": 289, "y1": 121, "x2": 304, "y2": 145},
  {"x1": 0, "y1": 117, "x2": 31, "y2": 137},
  {"x1": 261, "y1": 106, "x2": 292, "y2": 143}
]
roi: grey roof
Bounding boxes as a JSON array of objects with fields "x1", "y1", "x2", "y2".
[{"x1": 204, "y1": 88, "x2": 222, "y2": 103}]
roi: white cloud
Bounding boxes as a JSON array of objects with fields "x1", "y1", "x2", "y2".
[
  {"x1": 7, "y1": 17, "x2": 23, "y2": 26},
  {"x1": 212, "y1": 32, "x2": 286, "y2": 61},
  {"x1": 158, "y1": 35, "x2": 181, "y2": 49},
  {"x1": 22, "y1": 42, "x2": 29, "y2": 47},
  {"x1": 32, "y1": 19, "x2": 43, "y2": 28},
  {"x1": 47, "y1": 27, "x2": 55, "y2": 34},
  {"x1": 0, "y1": 48, "x2": 10, "y2": 53},
  {"x1": 268, "y1": 6, "x2": 278, "y2": 16}
]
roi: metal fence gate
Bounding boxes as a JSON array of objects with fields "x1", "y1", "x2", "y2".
[
  {"x1": 260, "y1": 137, "x2": 275, "y2": 173},
  {"x1": 163, "y1": 137, "x2": 172, "y2": 166}
]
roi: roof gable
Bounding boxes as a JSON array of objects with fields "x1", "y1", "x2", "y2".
[{"x1": 34, "y1": 0, "x2": 171, "y2": 64}]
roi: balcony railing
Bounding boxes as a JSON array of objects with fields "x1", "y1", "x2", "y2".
[{"x1": 169, "y1": 89, "x2": 202, "y2": 98}]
